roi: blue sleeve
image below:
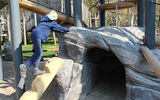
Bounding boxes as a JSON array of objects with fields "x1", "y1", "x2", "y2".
[
  {"x1": 51, "y1": 21, "x2": 69, "y2": 32},
  {"x1": 52, "y1": 28, "x2": 63, "y2": 32}
]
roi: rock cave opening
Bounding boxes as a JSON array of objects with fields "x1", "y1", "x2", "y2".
[{"x1": 85, "y1": 47, "x2": 126, "y2": 99}]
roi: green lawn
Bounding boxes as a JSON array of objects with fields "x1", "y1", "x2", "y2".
[
  {"x1": 1, "y1": 38, "x2": 59, "y2": 58},
  {"x1": 22, "y1": 39, "x2": 59, "y2": 58}
]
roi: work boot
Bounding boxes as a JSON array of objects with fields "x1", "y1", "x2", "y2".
[
  {"x1": 19, "y1": 64, "x2": 27, "y2": 78},
  {"x1": 33, "y1": 69, "x2": 46, "y2": 75}
]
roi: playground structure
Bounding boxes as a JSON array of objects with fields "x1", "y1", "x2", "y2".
[
  {"x1": 0, "y1": 0, "x2": 160, "y2": 100},
  {"x1": 98, "y1": 0, "x2": 136, "y2": 10}
]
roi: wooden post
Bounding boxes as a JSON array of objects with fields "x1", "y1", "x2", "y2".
[
  {"x1": 89, "y1": 12, "x2": 92, "y2": 27},
  {"x1": 95, "y1": 14, "x2": 97, "y2": 27},
  {"x1": 116, "y1": 5, "x2": 118, "y2": 26},
  {"x1": 61, "y1": 0, "x2": 64, "y2": 13},
  {"x1": 34, "y1": 13, "x2": 37, "y2": 26},
  {"x1": 7, "y1": 15, "x2": 11, "y2": 41},
  {"x1": 131, "y1": 13, "x2": 134, "y2": 26},
  {"x1": 53, "y1": 32, "x2": 56, "y2": 45},
  {"x1": 23, "y1": 13, "x2": 27, "y2": 45},
  {"x1": 127, "y1": 8, "x2": 130, "y2": 25}
]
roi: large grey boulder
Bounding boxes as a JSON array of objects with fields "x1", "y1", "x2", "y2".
[{"x1": 50, "y1": 26, "x2": 160, "y2": 100}]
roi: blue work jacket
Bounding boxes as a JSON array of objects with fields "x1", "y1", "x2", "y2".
[{"x1": 31, "y1": 15, "x2": 69, "y2": 42}]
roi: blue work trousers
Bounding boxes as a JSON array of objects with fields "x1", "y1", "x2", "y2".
[{"x1": 25, "y1": 38, "x2": 43, "y2": 67}]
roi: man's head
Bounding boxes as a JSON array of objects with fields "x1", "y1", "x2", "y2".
[{"x1": 49, "y1": 10, "x2": 58, "y2": 20}]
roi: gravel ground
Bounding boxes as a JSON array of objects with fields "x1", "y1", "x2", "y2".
[{"x1": 0, "y1": 60, "x2": 126, "y2": 100}]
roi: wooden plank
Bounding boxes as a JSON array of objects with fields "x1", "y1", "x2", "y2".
[
  {"x1": 0, "y1": 34, "x2": 7, "y2": 36},
  {"x1": 22, "y1": 48, "x2": 58, "y2": 53},
  {"x1": 98, "y1": 3, "x2": 134, "y2": 10},
  {"x1": 98, "y1": 0, "x2": 136, "y2": 11}
]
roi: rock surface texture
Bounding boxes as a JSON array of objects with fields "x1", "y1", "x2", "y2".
[{"x1": 52, "y1": 26, "x2": 160, "y2": 100}]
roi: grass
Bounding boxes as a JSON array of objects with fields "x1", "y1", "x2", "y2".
[
  {"x1": 22, "y1": 39, "x2": 59, "y2": 58},
  {"x1": 0, "y1": 37, "x2": 59, "y2": 58}
]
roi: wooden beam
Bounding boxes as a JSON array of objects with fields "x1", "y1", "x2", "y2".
[
  {"x1": 141, "y1": 46, "x2": 160, "y2": 77},
  {"x1": 20, "y1": 57, "x2": 64, "y2": 100},
  {"x1": 0, "y1": 34, "x2": 7, "y2": 36},
  {"x1": 22, "y1": 48, "x2": 58, "y2": 53},
  {"x1": 98, "y1": 3, "x2": 134, "y2": 10},
  {"x1": 98, "y1": 0, "x2": 136, "y2": 11},
  {"x1": 2, "y1": 0, "x2": 74, "y2": 24}
]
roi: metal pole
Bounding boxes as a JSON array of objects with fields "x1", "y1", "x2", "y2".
[
  {"x1": 8, "y1": 0, "x2": 25, "y2": 99},
  {"x1": 99, "y1": 0, "x2": 106, "y2": 26},
  {"x1": 137, "y1": 0, "x2": 144, "y2": 27},
  {"x1": 144, "y1": 0, "x2": 156, "y2": 49},
  {"x1": 65, "y1": 0, "x2": 71, "y2": 16},
  {"x1": 0, "y1": 17, "x2": 3, "y2": 81},
  {"x1": 73, "y1": 0, "x2": 82, "y2": 27}
]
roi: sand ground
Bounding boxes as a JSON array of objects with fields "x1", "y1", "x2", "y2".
[{"x1": 0, "y1": 60, "x2": 46, "y2": 100}]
